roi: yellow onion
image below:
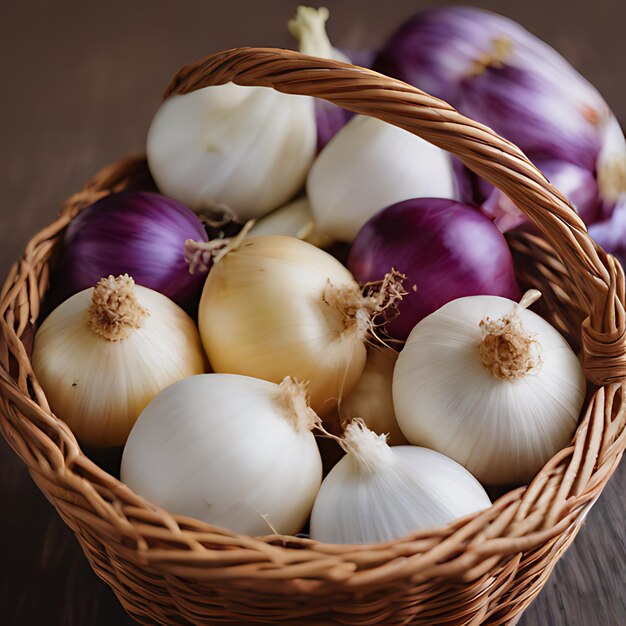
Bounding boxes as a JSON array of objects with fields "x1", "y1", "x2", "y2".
[
  {"x1": 196, "y1": 236, "x2": 402, "y2": 415},
  {"x1": 32, "y1": 275, "x2": 206, "y2": 447},
  {"x1": 339, "y1": 346, "x2": 407, "y2": 445}
]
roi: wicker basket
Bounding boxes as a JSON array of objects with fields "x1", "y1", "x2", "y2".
[{"x1": 1, "y1": 48, "x2": 625, "y2": 626}]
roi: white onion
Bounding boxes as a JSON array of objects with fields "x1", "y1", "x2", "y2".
[
  {"x1": 121, "y1": 375, "x2": 322, "y2": 536},
  {"x1": 393, "y1": 291, "x2": 586, "y2": 485},
  {"x1": 248, "y1": 197, "x2": 332, "y2": 248},
  {"x1": 307, "y1": 115, "x2": 457, "y2": 242},
  {"x1": 310, "y1": 420, "x2": 491, "y2": 544},
  {"x1": 147, "y1": 83, "x2": 316, "y2": 221}
]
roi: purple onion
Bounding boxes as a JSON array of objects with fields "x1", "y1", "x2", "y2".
[
  {"x1": 589, "y1": 196, "x2": 626, "y2": 266},
  {"x1": 49, "y1": 192, "x2": 208, "y2": 313},
  {"x1": 481, "y1": 160, "x2": 601, "y2": 232},
  {"x1": 314, "y1": 50, "x2": 374, "y2": 152},
  {"x1": 373, "y1": 7, "x2": 612, "y2": 173},
  {"x1": 451, "y1": 157, "x2": 476, "y2": 205},
  {"x1": 315, "y1": 101, "x2": 352, "y2": 153},
  {"x1": 341, "y1": 48, "x2": 375, "y2": 70},
  {"x1": 348, "y1": 198, "x2": 520, "y2": 340}
]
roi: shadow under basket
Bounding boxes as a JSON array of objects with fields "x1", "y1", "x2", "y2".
[{"x1": 1, "y1": 48, "x2": 626, "y2": 626}]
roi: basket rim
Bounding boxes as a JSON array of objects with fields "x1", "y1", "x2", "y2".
[{"x1": 1, "y1": 48, "x2": 626, "y2": 594}]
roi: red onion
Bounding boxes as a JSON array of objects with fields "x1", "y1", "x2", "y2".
[
  {"x1": 589, "y1": 196, "x2": 626, "y2": 266},
  {"x1": 313, "y1": 50, "x2": 373, "y2": 152},
  {"x1": 315, "y1": 102, "x2": 352, "y2": 153},
  {"x1": 451, "y1": 157, "x2": 476, "y2": 206},
  {"x1": 347, "y1": 198, "x2": 520, "y2": 340},
  {"x1": 481, "y1": 160, "x2": 601, "y2": 232},
  {"x1": 49, "y1": 192, "x2": 208, "y2": 313},
  {"x1": 373, "y1": 7, "x2": 620, "y2": 188}
]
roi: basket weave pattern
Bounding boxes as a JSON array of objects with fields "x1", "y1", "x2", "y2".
[{"x1": 1, "y1": 49, "x2": 625, "y2": 625}]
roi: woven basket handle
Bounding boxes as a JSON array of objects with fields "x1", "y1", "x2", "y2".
[{"x1": 164, "y1": 47, "x2": 626, "y2": 385}]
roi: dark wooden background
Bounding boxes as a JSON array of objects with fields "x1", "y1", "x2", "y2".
[{"x1": 1, "y1": 1, "x2": 624, "y2": 624}]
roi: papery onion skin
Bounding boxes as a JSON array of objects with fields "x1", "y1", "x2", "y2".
[
  {"x1": 49, "y1": 192, "x2": 208, "y2": 313},
  {"x1": 348, "y1": 198, "x2": 520, "y2": 340},
  {"x1": 373, "y1": 7, "x2": 610, "y2": 173}
]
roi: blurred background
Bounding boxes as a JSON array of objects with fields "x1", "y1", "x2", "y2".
[{"x1": 1, "y1": 1, "x2": 624, "y2": 624}]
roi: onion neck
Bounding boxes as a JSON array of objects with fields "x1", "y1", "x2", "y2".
[
  {"x1": 288, "y1": 6, "x2": 333, "y2": 58},
  {"x1": 278, "y1": 377, "x2": 321, "y2": 433},
  {"x1": 479, "y1": 290, "x2": 542, "y2": 380},
  {"x1": 342, "y1": 419, "x2": 393, "y2": 474},
  {"x1": 87, "y1": 274, "x2": 148, "y2": 341},
  {"x1": 184, "y1": 220, "x2": 255, "y2": 274},
  {"x1": 469, "y1": 36, "x2": 513, "y2": 77},
  {"x1": 323, "y1": 269, "x2": 406, "y2": 342},
  {"x1": 323, "y1": 282, "x2": 371, "y2": 340}
]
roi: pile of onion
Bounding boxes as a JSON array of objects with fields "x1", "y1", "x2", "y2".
[{"x1": 29, "y1": 4, "x2": 602, "y2": 550}]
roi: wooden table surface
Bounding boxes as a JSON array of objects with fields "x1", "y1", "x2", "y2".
[{"x1": 1, "y1": 1, "x2": 624, "y2": 624}]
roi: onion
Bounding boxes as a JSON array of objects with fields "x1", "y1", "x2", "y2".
[
  {"x1": 373, "y1": 7, "x2": 625, "y2": 204},
  {"x1": 451, "y1": 157, "x2": 477, "y2": 206},
  {"x1": 287, "y1": 5, "x2": 356, "y2": 153},
  {"x1": 393, "y1": 291, "x2": 585, "y2": 485},
  {"x1": 248, "y1": 197, "x2": 332, "y2": 249},
  {"x1": 481, "y1": 160, "x2": 601, "y2": 232},
  {"x1": 196, "y1": 236, "x2": 403, "y2": 416},
  {"x1": 314, "y1": 101, "x2": 352, "y2": 154},
  {"x1": 33, "y1": 275, "x2": 206, "y2": 448},
  {"x1": 146, "y1": 83, "x2": 315, "y2": 222},
  {"x1": 348, "y1": 198, "x2": 520, "y2": 340},
  {"x1": 121, "y1": 375, "x2": 322, "y2": 535},
  {"x1": 307, "y1": 115, "x2": 457, "y2": 243},
  {"x1": 50, "y1": 192, "x2": 208, "y2": 313},
  {"x1": 309, "y1": 420, "x2": 491, "y2": 543},
  {"x1": 589, "y1": 196, "x2": 626, "y2": 266},
  {"x1": 339, "y1": 346, "x2": 407, "y2": 446}
]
